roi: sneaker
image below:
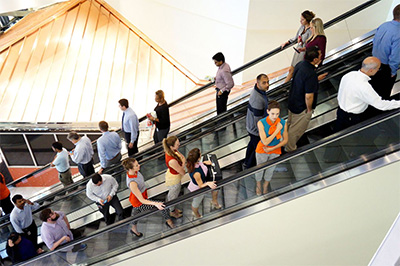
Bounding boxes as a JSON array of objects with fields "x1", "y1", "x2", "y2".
[{"x1": 72, "y1": 244, "x2": 87, "y2": 252}]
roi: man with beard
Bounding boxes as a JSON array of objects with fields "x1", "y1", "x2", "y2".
[{"x1": 39, "y1": 208, "x2": 87, "y2": 252}]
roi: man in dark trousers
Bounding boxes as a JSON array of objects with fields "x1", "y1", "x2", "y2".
[
  {"x1": 10, "y1": 195, "x2": 41, "y2": 252},
  {"x1": 286, "y1": 46, "x2": 321, "y2": 152},
  {"x1": 243, "y1": 74, "x2": 270, "y2": 169},
  {"x1": 370, "y1": 4, "x2": 400, "y2": 100},
  {"x1": 212, "y1": 52, "x2": 234, "y2": 114},
  {"x1": 118, "y1": 98, "x2": 139, "y2": 156},
  {"x1": 366, "y1": 4, "x2": 400, "y2": 118}
]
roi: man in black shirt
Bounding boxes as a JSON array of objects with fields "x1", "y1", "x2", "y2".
[{"x1": 286, "y1": 46, "x2": 321, "y2": 152}]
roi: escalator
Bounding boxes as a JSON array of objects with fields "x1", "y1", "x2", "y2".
[
  {"x1": 16, "y1": 106, "x2": 400, "y2": 266},
  {"x1": 4, "y1": 30, "x2": 398, "y2": 265},
  {"x1": 0, "y1": 0, "x2": 393, "y2": 263}
]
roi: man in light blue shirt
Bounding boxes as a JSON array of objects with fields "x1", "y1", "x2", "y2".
[
  {"x1": 118, "y1": 98, "x2": 139, "y2": 156},
  {"x1": 97, "y1": 121, "x2": 122, "y2": 174},
  {"x1": 10, "y1": 195, "x2": 40, "y2": 250},
  {"x1": 67, "y1": 132, "x2": 95, "y2": 177},
  {"x1": 51, "y1": 142, "x2": 74, "y2": 188},
  {"x1": 370, "y1": 4, "x2": 400, "y2": 101}
]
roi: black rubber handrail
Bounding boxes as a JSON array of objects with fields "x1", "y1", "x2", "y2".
[
  {"x1": 0, "y1": 37, "x2": 374, "y2": 226},
  {"x1": 17, "y1": 108, "x2": 399, "y2": 266},
  {"x1": 5, "y1": 0, "x2": 380, "y2": 187},
  {"x1": 0, "y1": 31, "x2": 377, "y2": 229},
  {"x1": 0, "y1": 51, "x2": 375, "y2": 231}
]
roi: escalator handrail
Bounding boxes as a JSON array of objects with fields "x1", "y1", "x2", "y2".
[
  {"x1": 0, "y1": 39, "x2": 376, "y2": 226},
  {"x1": 5, "y1": 0, "x2": 380, "y2": 187},
  {"x1": 17, "y1": 107, "x2": 399, "y2": 266}
]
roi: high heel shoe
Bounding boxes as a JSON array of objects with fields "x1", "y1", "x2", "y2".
[
  {"x1": 191, "y1": 212, "x2": 202, "y2": 220},
  {"x1": 130, "y1": 230, "x2": 143, "y2": 238},
  {"x1": 169, "y1": 211, "x2": 183, "y2": 219},
  {"x1": 165, "y1": 221, "x2": 175, "y2": 229},
  {"x1": 210, "y1": 201, "x2": 222, "y2": 210}
]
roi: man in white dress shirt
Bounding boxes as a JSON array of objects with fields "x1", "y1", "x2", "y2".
[
  {"x1": 336, "y1": 57, "x2": 400, "y2": 132},
  {"x1": 67, "y1": 132, "x2": 95, "y2": 177},
  {"x1": 86, "y1": 173, "x2": 124, "y2": 225}
]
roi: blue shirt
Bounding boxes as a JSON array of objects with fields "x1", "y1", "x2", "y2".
[
  {"x1": 372, "y1": 20, "x2": 400, "y2": 76},
  {"x1": 122, "y1": 107, "x2": 139, "y2": 143},
  {"x1": 260, "y1": 117, "x2": 286, "y2": 146},
  {"x1": 7, "y1": 236, "x2": 36, "y2": 263},
  {"x1": 70, "y1": 135, "x2": 94, "y2": 164},
  {"x1": 10, "y1": 202, "x2": 40, "y2": 233},
  {"x1": 52, "y1": 148, "x2": 70, "y2": 173},
  {"x1": 97, "y1": 131, "x2": 122, "y2": 168}
]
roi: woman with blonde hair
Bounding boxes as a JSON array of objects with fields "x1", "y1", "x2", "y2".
[
  {"x1": 282, "y1": 10, "x2": 316, "y2": 83},
  {"x1": 162, "y1": 136, "x2": 185, "y2": 218},
  {"x1": 299, "y1": 18, "x2": 327, "y2": 64},
  {"x1": 122, "y1": 158, "x2": 174, "y2": 237},
  {"x1": 149, "y1": 90, "x2": 170, "y2": 144}
]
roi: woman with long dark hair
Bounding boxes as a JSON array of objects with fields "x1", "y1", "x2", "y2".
[
  {"x1": 186, "y1": 148, "x2": 218, "y2": 219},
  {"x1": 281, "y1": 10, "x2": 316, "y2": 83}
]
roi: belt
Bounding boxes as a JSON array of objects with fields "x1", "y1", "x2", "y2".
[
  {"x1": 59, "y1": 168, "x2": 70, "y2": 174},
  {"x1": 108, "y1": 152, "x2": 121, "y2": 161}
]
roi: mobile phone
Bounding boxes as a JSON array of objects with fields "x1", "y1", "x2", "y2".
[
  {"x1": 103, "y1": 200, "x2": 108, "y2": 204},
  {"x1": 293, "y1": 47, "x2": 300, "y2": 54}
]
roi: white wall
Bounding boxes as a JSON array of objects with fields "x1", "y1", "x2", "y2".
[
  {"x1": 115, "y1": 161, "x2": 400, "y2": 266},
  {"x1": 105, "y1": 0, "x2": 395, "y2": 85},
  {"x1": 106, "y1": 0, "x2": 250, "y2": 81},
  {"x1": 242, "y1": 0, "x2": 395, "y2": 80}
]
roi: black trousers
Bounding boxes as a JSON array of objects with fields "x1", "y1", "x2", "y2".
[
  {"x1": 22, "y1": 220, "x2": 38, "y2": 249},
  {"x1": 216, "y1": 90, "x2": 230, "y2": 114},
  {"x1": 153, "y1": 127, "x2": 170, "y2": 144},
  {"x1": 365, "y1": 63, "x2": 398, "y2": 119},
  {"x1": 77, "y1": 159, "x2": 95, "y2": 178},
  {"x1": 243, "y1": 133, "x2": 261, "y2": 168},
  {"x1": 335, "y1": 107, "x2": 363, "y2": 132},
  {"x1": 0, "y1": 194, "x2": 14, "y2": 215},
  {"x1": 96, "y1": 195, "x2": 124, "y2": 225},
  {"x1": 369, "y1": 64, "x2": 397, "y2": 100},
  {"x1": 124, "y1": 131, "x2": 139, "y2": 156}
]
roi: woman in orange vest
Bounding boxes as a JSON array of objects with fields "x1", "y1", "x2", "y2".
[
  {"x1": 0, "y1": 173, "x2": 13, "y2": 215},
  {"x1": 255, "y1": 101, "x2": 288, "y2": 195},
  {"x1": 122, "y1": 158, "x2": 174, "y2": 237}
]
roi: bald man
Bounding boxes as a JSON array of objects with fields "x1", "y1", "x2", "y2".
[{"x1": 336, "y1": 57, "x2": 400, "y2": 131}]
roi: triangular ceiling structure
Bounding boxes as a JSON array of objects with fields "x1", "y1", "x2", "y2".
[{"x1": 0, "y1": 0, "x2": 198, "y2": 123}]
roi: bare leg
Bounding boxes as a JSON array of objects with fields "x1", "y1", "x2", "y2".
[
  {"x1": 166, "y1": 218, "x2": 175, "y2": 228},
  {"x1": 192, "y1": 206, "x2": 202, "y2": 218},
  {"x1": 263, "y1": 181, "x2": 270, "y2": 194},
  {"x1": 131, "y1": 224, "x2": 140, "y2": 235},
  {"x1": 211, "y1": 190, "x2": 221, "y2": 209},
  {"x1": 256, "y1": 181, "x2": 262, "y2": 196},
  {"x1": 284, "y1": 66, "x2": 294, "y2": 83}
]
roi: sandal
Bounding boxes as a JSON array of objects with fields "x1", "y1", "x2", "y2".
[{"x1": 130, "y1": 230, "x2": 143, "y2": 238}]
